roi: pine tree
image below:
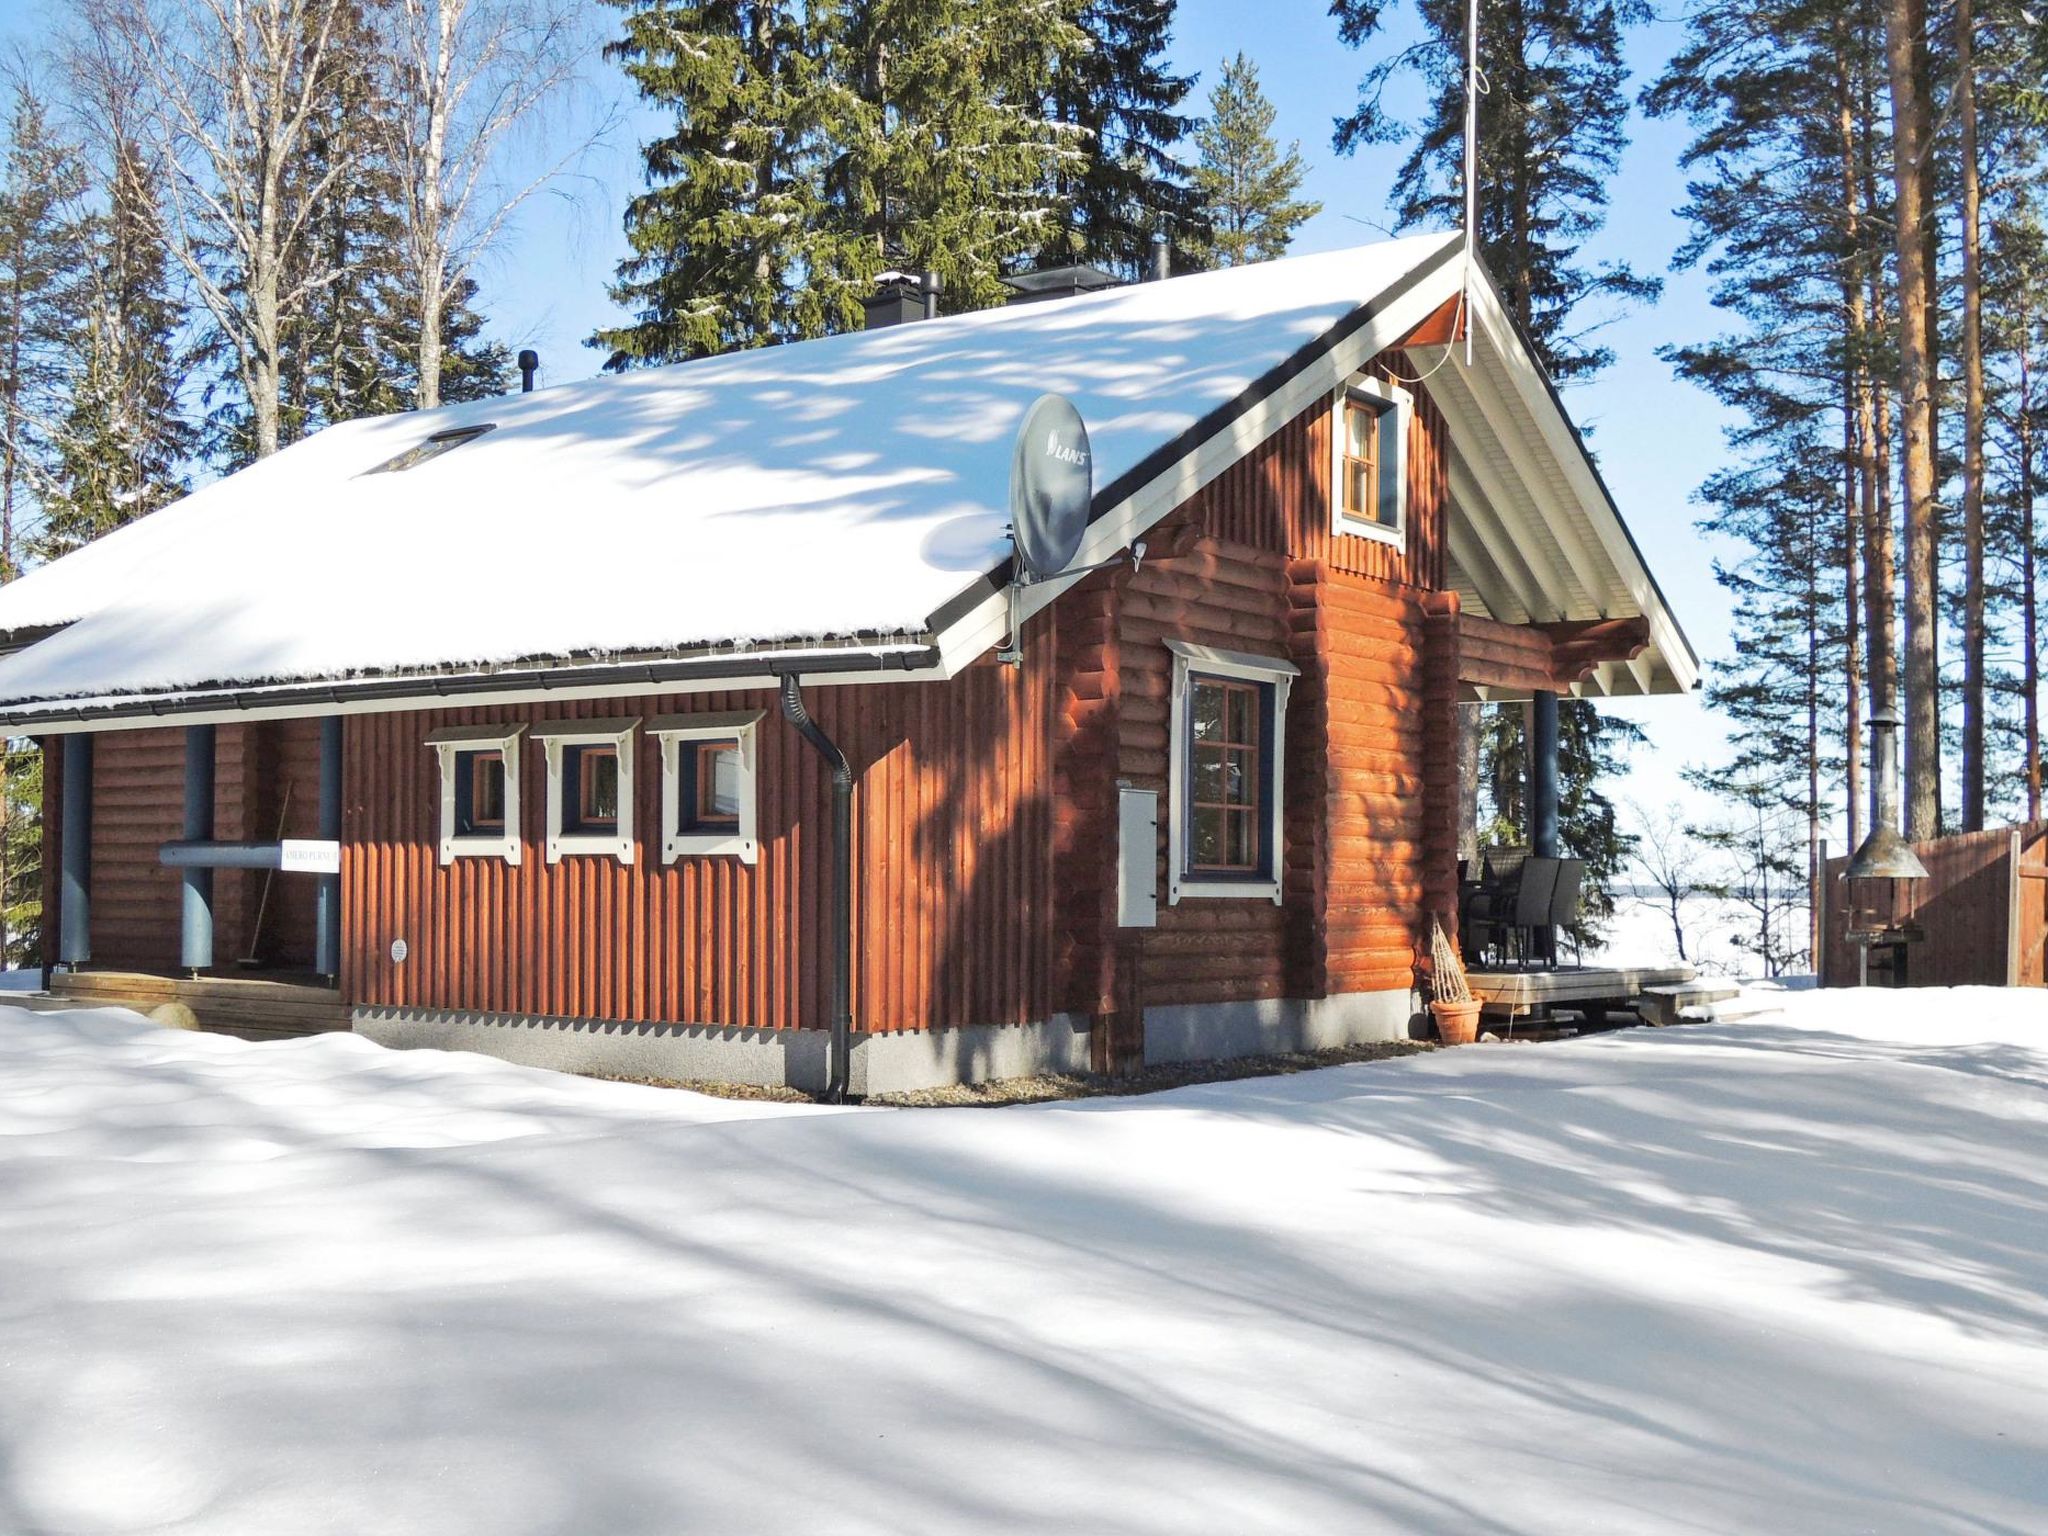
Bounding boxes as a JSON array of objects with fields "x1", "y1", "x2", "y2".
[
  {"x1": 1333, "y1": 0, "x2": 1659, "y2": 381},
  {"x1": 1645, "y1": 0, "x2": 1892, "y2": 949},
  {"x1": 1188, "y1": 53, "x2": 1318, "y2": 269},
  {"x1": 1033, "y1": 0, "x2": 1199, "y2": 278}
]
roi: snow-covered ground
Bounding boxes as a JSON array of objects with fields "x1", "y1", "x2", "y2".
[{"x1": 3, "y1": 991, "x2": 2046, "y2": 1534}]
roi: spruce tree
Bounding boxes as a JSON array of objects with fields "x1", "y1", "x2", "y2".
[
  {"x1": 595, "y1": 1, "x2": 856, "y2": 365},
  {"x1": 1188, "y1": 53, "x2": 1318, "y2": 269},
  {"x1": 36, "y1": 133, "x2": 191, "y2": 560},
  {"x1": 1033, "y1": 0, "x2": 1199, "y2": 278},
  {"x1": 0, "y1": 78, "x2": 91, "y2": 577}
]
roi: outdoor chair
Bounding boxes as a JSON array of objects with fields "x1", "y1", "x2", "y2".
[
  {"x1": 1542, "y1": 858, "x2": 1585, "y2": 968},
  {"x1": 1510, "y1": 857, "x2": 1560, "y2": 969},
  {"x1": 1462, "y1": 847, "x2": 1534, "y2": 967}
]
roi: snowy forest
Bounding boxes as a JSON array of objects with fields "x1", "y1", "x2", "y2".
[{"x1": 0, "y1": 0, "x2": 2039, "y2": 978}]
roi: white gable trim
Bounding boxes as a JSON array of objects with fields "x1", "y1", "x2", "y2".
[{"x1": 926, "y1": 258, "x2": 1465, "y2": 678}]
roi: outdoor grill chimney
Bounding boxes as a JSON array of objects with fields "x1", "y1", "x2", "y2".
[
  {"x1": 1844, "y1": 708, "x2": 1929, "y2": 881},
  {"x1": 517, "y1": 349, "x2": 539, "y2": 393}
]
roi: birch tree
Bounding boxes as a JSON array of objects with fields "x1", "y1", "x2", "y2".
[
  {"x1": 376, "y1": 0, "x2": 591, "y2": 409},
  {"x1": 87, "y1": 0, "x2": 357, "y2": 460}
]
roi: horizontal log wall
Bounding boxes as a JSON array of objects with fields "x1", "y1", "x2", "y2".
[
  {"x1": 342, "y1": 617, "x2": 1054, "y2": 1032},
  {"x1": 1050, "y1": 359, "x2": 1456, "y2": 1026}
]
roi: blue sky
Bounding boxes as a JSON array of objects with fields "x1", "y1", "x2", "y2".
[{"x1": 2, "y1": 0, "x2": 1751, "y2": 831}]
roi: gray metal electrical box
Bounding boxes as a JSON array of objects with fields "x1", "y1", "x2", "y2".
[{"x1": 1117, "y1": 787, "x2": 1158, "y2": 928}]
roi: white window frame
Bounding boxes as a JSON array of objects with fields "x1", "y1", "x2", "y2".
[
  {"x1": 1330, "y1": 374, "x2": 1411, "y2": 547},
  {"x1": 427, "y1": 723, "x2": 523, "y2": 866},
  {"x1": 533, "y1": 718, "x2": 638, "y2": 864},
  {"x1": 649, "y1": 710, "x2": 763, "y2": 865},
  {"x1": 1165, "y1": 640, "x2": 1297, "y2": 905}
]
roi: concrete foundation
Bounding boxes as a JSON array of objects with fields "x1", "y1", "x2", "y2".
[
  {"x1": 352, "y1": 1007, "x2": 1093, "y2": 1096},
  {"x1": 356, "y1": 989, "x2": 1417, "y2": 1094},
  {"x1": 1142, "y1": 988, "x2": 1420, "y2": 1066}
]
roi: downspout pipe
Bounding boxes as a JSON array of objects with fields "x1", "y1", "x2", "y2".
[{"x1": 777, "y1": 673, "x2": 854, "y2": 1102}]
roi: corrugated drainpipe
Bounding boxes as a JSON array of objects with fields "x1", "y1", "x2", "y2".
[{"x1": 778, "y1": 674, "x2": 853, "y2": 1102}]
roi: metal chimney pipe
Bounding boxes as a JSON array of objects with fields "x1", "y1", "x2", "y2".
[
  {"x1": 1871, "y1": 707, "x2": 1901, "y2": 839},
  {"x1": 517, "y1": 350, "x2": 539, "y2": 393},
  {"x1": 1844, "y1": 706, "x2": 1930, "y2": 881},
  {"x1": 1149, "y1": 232, "x2": 1170, "y2": 282},
  {"x1": 919, "y1": 270, "x2": 941, "y2": 321}
]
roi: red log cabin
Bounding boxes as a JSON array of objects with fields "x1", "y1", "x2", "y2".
[{"x1": 0, "y1": 233, "x2": 1696, "y2": 1094}]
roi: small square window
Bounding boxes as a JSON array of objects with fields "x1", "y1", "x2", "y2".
[
  {"x1": 534, "y1": 721, "x2": 638, "y2": 864},
  {"x1": 565, "y1": 744, "x2": 620, "y2": 834},
  {"x1": 686, "y1": 740, "x2": 743, "y2": 830},
  {"x1": 428, "y1": 725, "x2": 523, "y2": 864},
  {"x1": 456, "y1": 749, "x2": 507, "y2": 836},
  {"x1": 651, "y1": 712, "x2": 762, "y2": 863}
]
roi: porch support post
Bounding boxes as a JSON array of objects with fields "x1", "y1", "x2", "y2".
[
  {"x1": 314, "y1": 717, "x2": 341, "y2": 981},
  {"x1": 180, "y1": 724, "x2": 215, "y2": 974},
  {"x1": 1531, "y1": 689, "x2": 1560, "y2": 859},
  {"x1": 58, "y1": 734, "x2": 92, "y2": 968}
]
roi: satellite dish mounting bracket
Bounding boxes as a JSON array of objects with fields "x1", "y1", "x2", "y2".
[{"x1": 995, "y1": 540, "x2": 1148, "y2": 666}]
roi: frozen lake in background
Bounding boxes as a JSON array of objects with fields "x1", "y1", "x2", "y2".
[{"x1": 1581, "y1": 890, "x2": 1812, "y2": 979}]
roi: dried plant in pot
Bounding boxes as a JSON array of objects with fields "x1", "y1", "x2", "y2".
[{"x1": 1426, "y1": 916, "x2": 1483, "y2": 1044}]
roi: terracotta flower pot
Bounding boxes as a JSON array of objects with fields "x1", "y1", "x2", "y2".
[{"x1": 1429, "y1": 998, "x2": 1483, "y2": 1045}]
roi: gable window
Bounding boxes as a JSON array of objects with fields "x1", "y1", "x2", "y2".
[
  {"x1": 428, "y1": 724, "x2": 523, "y2": 865},
  {"x1": 533, "y1": 719, "x2": 638, "y2": 864},
  {"x1": 651, "y1": 711, "x2": 762, "y2": 863},
  {"x1": 1331, "y1": 376, "x2": 1409, "y2": 544},
  {"x1": 1165, "y1": 641, "x2": 1296, "y2": 904}
]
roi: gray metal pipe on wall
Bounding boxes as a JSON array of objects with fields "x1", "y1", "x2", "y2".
[
  {"x1": 315, "y1": 716, "x2": 341, "y2": 979},
  {"x1": 181, "y1": 724, "x2": 215, "y2": 972},
  {"x1": 57, "y1": 735, "x2": 91, "y2": 968},
  {"x1": 1530, "y1": 690, "x2": 1560, "y2": 860}
]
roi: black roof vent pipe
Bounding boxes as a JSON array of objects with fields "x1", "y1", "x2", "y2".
[
  {"x1": 778, "y1": 674, "x2": 855, "y2": 1101},
  {"x1": 1149, "y1": 232, "x2": 1170, "y2": 282},
  {"x1": 517, "y1": 350, "x2": 539, "y2": 393}
]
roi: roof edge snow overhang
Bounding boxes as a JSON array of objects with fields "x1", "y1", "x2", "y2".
[{"x1": 0, "y1": 641, "x2": 942, "y2": 735}]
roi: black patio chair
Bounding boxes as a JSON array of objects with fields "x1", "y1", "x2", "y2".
[
  {"x1": 1511, "y1": 857, "x2": 1560, "y2": 969},
  {"x1": 1541, "y1": 858, "x2": 1585, "y2": 969},
  {"x1": 1463, "y1": 847, "x2": 1534, "y2": 967}
]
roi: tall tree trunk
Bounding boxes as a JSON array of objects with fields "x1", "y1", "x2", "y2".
[
  {"x1": 1958, "y1": 0, "x2": 1986, "y2": 830},
  {"x1": 2024, "y1": 290, "x2": 2042, "y2": 822},
  {"x1": 1839, "y1": 52, "x2": 1866, "y2": 854},
  {"x1": 1885, "y1": 0, "x2": 1941, "y2": 837}
]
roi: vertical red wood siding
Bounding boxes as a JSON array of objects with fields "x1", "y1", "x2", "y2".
[
  {"x1": 340, "y1": 615, "x2": 1055, "y2": 1031},
  {"x1": 53, "y1": 351, "x2": 1465, "y2": 1043}
]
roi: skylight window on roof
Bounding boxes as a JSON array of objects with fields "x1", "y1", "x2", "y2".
[{"x1": 365, "y1": 423, "x2": 496, "y2": 475}]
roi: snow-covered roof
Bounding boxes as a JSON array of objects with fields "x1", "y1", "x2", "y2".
[{"x1": 0, "y1": 230, "x2": 1693, "y2": 722}]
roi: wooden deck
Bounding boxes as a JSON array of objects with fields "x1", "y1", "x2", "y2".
[
  {"x1": 1466, "y1": 964, "x2": 1696, "y2": 1020},
  {"x1": 25, "y1": 969, "x2": 350, "y2": 1041}
]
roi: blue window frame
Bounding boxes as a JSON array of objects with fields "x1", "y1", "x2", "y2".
[
  {"x1": 1181, "y1": 673, "x2": 1277, "y2": 884},
  {"x1": 452, "y1": 748, "x2": 506, "y2": 837}
]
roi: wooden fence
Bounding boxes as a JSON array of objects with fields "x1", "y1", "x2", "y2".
[{"x1": 1819, "y1": 821, "x2": 2048, "y2": 988}]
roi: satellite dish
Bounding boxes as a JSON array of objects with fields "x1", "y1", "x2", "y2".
[{"x1": 1009, "y1": 394, "x2": 1093, "y2": 582}]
